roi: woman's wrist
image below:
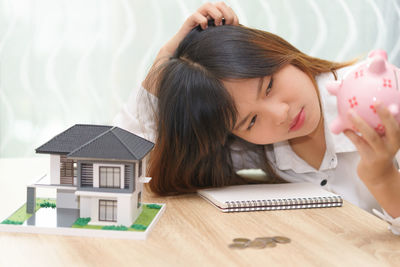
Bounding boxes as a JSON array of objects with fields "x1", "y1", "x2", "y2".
[
  {"x1": 358, "y1": 161, "x2": 398, "y2": 187},
  {"x1": 370, "y1": 170, "x2": 400, "y2": 217},
  {"x1": 359, "y1": 164, "x2": 400, "y2": 217},
  {"x1": 358, "y1": 160, "x2": 400, "y2": 187},
  {"x1": 158, "y1": 45, "x2": 175, "y2": 59}
]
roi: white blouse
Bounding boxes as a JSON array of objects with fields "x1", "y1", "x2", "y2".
[{"x1": 113, "y1": 67, "x2": 400, "y2": 235}]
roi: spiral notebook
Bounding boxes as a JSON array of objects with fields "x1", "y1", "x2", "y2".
[{"x1": 197, "y1": 182, "x2": 343, "y2": 212}]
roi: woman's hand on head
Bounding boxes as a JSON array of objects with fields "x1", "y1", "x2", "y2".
[
  {"x1": 143, "y1": 2, "x2": 239, "y2": 92},
  {"x1": 343, "y1": 103, "x2": 400, "y2": 186},
  {"x1": 187, "y1": 1, "x2": 239, "y2": 30},
  {"x1": 162, "y1": 1, "x2": 239, "y2": 56}
]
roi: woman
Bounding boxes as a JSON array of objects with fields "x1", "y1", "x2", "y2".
[{"x1": 114, "y1": 2, "x2": 400, "y2": 234}]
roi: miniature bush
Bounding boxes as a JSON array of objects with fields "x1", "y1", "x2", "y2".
[
  {"x1": 1, "y1": 219, "x2": 23, "y2": 225},
  {"x1": 131, "y1": 224, "x2": 147, "y2": 230},
  {"x1": 74, "y1": 217, "x2": 91, "y2": 226},
  {"x1": 102, "y1": 225, "x2": 128, "y2": 231},
  {"x1": 146, "y1": 204, "x2": 161, "y2": 209},
  {"x1": 40, "y1": 201, "x2": 56, "y2": 209}
]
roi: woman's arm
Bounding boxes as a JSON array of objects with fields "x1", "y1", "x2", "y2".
[
  {"x1": 344, "y1": 103, "x2": 400, "y2": 218},
  {"x1": 142, "y1": 1, "x2": 239, "y2": 94}
]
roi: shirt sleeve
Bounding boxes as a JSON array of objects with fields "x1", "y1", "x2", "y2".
[
  {"x1": 372, "y1": 208, "x2": 400, "y2": 235},
  {"x1": 112, "y1": 85, "x2": 158, "y2": 143}
]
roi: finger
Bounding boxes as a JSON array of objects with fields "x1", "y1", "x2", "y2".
[
  {"x1": 231, "y1": 7, "x2": 239, "y2": 25},
  {"x1": 376, "y1": 103, "x2": 400, "y2": 150},
  {"x1": 343, "y1": 130, "x2": 372, "y2": 155},
  {"x1": 197, "y1": 2, "x2": 224, "y2": 26},
  {"x1": 189, "y1": 12, "x2": 208, "y2": 30},
  {"x1": 214, "y1": 1, "x2": 235, "y2": 25},
  {"x1": 347, "y1": 109, "x2": 385, "y2": 153}
]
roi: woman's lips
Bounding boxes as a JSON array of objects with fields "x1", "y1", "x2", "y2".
[{"x1": 289, "y1": 107, "x2": 305, "y2": 131}]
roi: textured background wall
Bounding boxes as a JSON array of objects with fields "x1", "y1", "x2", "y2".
[{"x1": 0, "y1": 0, "x2": 399, "y2": 158}]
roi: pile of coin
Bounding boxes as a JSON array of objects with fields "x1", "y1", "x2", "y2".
[{"x1": 228, "y1": 236, "x2": 291, "y2": 249}]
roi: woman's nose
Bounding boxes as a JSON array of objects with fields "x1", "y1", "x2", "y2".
[{"x1": 267, "y1": 102, "x2": 289, "y2": 126}]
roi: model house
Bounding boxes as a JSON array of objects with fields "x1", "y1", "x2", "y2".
[{"x1": 26, "y1": 124, "x2": 154, "y2": 226}]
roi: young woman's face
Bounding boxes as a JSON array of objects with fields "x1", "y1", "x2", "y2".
[{"x1": 223, "y1": 64, "x2": 322, "y2": 145}]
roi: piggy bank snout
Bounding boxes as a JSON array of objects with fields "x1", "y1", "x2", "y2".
[{"x1": 326, "y1": 80, "x2": 342, "y2": 96}]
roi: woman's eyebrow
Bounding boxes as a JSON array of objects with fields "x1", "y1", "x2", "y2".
[{"x1": 233, "y1": 77, "x2": 264, "y2": 130}]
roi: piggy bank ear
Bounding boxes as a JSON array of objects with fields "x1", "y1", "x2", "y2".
[
  {"x1": 368, "y1": 57, "x2": 386, "y2": 74},
  {"x1": 368, "y1": 49, "x2": 388, "y2": 60},
  {"x1": 326, "y1": 81, "x2": 342, "y2": 96}
]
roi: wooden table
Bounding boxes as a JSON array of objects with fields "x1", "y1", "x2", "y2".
[{"x1": 0, "y1": 158, "x2": 399, "y2": 267}]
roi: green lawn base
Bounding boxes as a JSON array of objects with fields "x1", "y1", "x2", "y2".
[
  {"x1": 71, "y1": 203, "x2": 162, "y2": 232},
  {"x1": 1, "y1": 198, "x2": 56, "y2": 225},
  {"x1": 1, "y1": 200, "x2": 162, "y2": 233}
]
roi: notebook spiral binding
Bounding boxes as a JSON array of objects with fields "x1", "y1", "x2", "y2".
[{"x1": 224, "y1": 196, "x2": 343, "y2": 212}]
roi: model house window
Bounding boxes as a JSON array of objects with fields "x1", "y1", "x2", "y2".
[
  {"x1": 124, "y1": 164, "x2": 132, "y2": 189},
  {"x1": 81, "y1": 163, "x2": 94, "y2": 187},
  {"x1": 60, "y1": 155, "x2": 74, "y2": 185},
  {"x1": 99, "y1": 167, "x2": 120, "y2": 188},
  {"x1": 99, "y1": 200, "x2": 117, "y2": 222},
  {"x1": 138, "y1": 160, "x2": 142, "y2": 177}
]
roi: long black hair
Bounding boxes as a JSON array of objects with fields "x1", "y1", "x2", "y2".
[{"x1": 147, "y1": 23, "x2": 353, "y2": 195}]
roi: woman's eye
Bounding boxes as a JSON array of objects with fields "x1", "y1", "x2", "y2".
[
  {"x1": 247, "y1": 115, "x2": 257, "y2": 130},
  {"x1": 266, "y1": 77, "x2": 273, "y2": 96}
]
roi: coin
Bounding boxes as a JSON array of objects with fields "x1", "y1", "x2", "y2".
[
  {"x1": 248, "y1": 240, "x2": 266, "y2": 249},
  {"x1": 265, "y1": 241, "x2": 277, "y2": 248},
  {"x1": 228, "y1": 242, "x2": 248, "y2": 249},
  {"x1": 232, "y1": 238, "x2": 251, "y2": 243},
  {"x1": 230, "y1": 236, "x2": 290, "y2": 249},
  {"x1": 272, "y1": 236, "x2": 291, "y2": 244},
  {"x1": 254, "y1": 237, "x2": 275, "y2": 243}
]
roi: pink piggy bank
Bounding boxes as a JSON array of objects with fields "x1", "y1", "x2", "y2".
[{"x1": 327, "y1": 49, "x2": 400, "y2": 135}]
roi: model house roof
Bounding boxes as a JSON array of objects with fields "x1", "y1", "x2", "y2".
[{"x1": 36, "y1": 124, "x2": 154, "y2": 161}]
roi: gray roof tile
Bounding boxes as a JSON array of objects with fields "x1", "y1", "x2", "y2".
[{"x1": 36, "y1": 124, "x2": 154, "y2": 161}]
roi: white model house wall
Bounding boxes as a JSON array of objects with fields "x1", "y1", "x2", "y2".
[
  {"x1": 119, "y1": 192, "x2": 142, "y2": 226},
  {"x1": 141, "y1": 156, "x2": 147, "y2": 177},
  {"x1": 137, "y1": 155, "x2": 148, "y2": 179},
  {"x1": 77, "y1": 191, "x2": 142, "y2": 226},
  {"x1": 50, "y1": 154, "x2": 60, "y2": 184},
  {"x1": 57, "y1": 188, "x2": 79, "y2": 209}
]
